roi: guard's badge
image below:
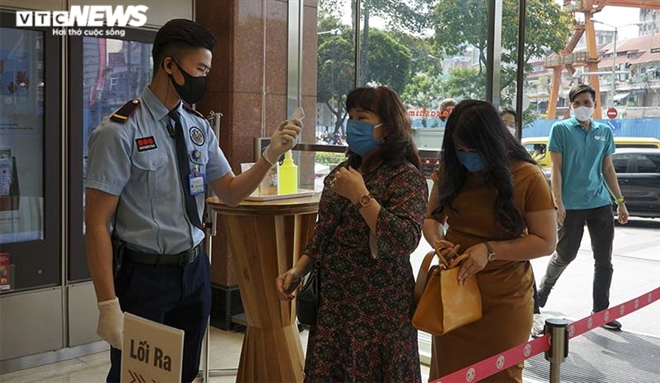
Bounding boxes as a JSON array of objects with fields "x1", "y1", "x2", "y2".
[
  {"x1": 189, "y1": 127, "x2": 205, "y2": 146},
  {"x1": 136, "y1": 136, "x2": 157, "y2": 152}
]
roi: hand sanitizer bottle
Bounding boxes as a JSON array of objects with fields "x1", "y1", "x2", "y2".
[{"x1": 277, "y1": 151, "x2": 298, "y2": 195}]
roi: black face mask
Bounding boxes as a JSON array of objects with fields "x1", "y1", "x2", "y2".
[{"x1": 168, "y1": 59, "x2": 207, "y2": 105}]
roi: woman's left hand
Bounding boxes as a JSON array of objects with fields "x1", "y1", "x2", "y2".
[
  {"x1": 329, "y1": 166, "x2": 369, "y2": 204},
  {"x1": 457, "y1": 243, "x2": 489, "y2": 285}
]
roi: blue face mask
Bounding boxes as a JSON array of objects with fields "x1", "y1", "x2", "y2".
[
  {"x1": 346, "y1": 120, "x2": 382, "y2": 157},
  {"x1": 456, "y1": 149, "x2": 486, "y2": 172}
]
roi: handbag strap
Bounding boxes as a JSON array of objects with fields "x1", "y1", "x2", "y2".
[
  {"x1": 413, "y1": 249, "x2": 474, "y2": 304},
  {"x1": 414, "y1": 250, "x2": 437, "y2": 304},
  {"x1": 448, "y1": 251, "x2": 471, "y2": 269}
]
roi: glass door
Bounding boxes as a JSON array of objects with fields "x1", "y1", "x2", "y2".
[
  {"x1": 68, "y1": 31, "x2": 154, "y2": 282},
  {"x1": 0, "y1": 12, "x2": 61, "y2": 292}
]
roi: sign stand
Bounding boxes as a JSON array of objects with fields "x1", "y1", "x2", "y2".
[{"x1": 200, "y1": 111, "x2": 239, "y2": 381}]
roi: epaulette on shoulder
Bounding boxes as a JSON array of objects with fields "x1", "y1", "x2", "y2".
[
  {"x1": 109, "y1": 99, "x2": 141, "y2": 123},
  {"x1": 182, "y1": 104, "x2": 205, "y2": 119}
]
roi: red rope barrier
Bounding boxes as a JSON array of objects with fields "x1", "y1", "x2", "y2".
[{"x1": 431, "y1": 286, "x2": 660, "y2": 383}]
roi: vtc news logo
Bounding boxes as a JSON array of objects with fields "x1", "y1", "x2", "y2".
[{"x1": 16, "y1": 5, "x2": 148, "y2": 27}]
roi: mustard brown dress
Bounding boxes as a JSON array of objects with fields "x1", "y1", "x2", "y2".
[
  {"x1": 429, "y1": 161, "x2": 554, "y2": 382},
  {"x1": 303, "y1": 161, "x2": 428, "y2": 383}
]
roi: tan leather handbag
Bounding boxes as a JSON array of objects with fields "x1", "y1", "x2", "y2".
[{"x1": 412, "y1": 246, "x2": 482, "y2": 336}]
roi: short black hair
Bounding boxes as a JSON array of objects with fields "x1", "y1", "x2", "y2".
[
  {"x1": 152, "y1": 19, "x2": 216, "y2": 76},
  {"x1": 568, "y1": 84, "x2": 596, "y2": 102},
  {"x1": 500, "y1": 106, "x2": 516, "y2": 118}
]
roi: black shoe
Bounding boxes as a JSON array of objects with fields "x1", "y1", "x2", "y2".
[
  {"x1": 537, "y1": 291, "x2": 549, "y2": 308},
  {"x1": 602, "y1": 320, "x2": 622, "y2": 331}
]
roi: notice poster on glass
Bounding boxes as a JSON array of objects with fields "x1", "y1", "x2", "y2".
[
  {"x1": 0, "y1": 252, "x2": 10, "y2": 291},
  {"x1": 0, "y1": 28, "x2": 44, "y2": 244}
]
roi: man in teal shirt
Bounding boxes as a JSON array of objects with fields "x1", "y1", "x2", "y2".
[{"x1": 537, "y1": 84, "x2": 629, "y2": 330}]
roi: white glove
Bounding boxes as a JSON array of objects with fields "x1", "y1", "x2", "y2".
[
  {"x1": 97, "y1": 298, "x2": 124, "y2": 350},
  {"x1": 263, "y1": 109, "x2": 304, "y2": 165}
]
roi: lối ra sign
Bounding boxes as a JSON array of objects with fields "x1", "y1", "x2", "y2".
[{"x1": 121, "y1": 313, "x2": 184, "y2": 383}]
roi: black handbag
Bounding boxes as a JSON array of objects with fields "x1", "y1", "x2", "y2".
[{"x1": 297, "y1": 260, "x2": 321, "y2": 326}]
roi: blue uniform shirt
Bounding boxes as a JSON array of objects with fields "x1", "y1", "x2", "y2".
[
  {"x1": 547, "y1": 116, "x2": 615, "y2": 210},
  {"x1": 86, "y1": 86, "x2": 231, "y2": 253}
]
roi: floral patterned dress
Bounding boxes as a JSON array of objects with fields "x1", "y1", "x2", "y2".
[{"x1": 302, "y1": 161, "x2": 428, "y2": 383}]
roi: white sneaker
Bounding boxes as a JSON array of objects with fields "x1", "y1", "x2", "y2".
[{"x1": 531, "y1": 314, "x2": 545, "y2": 338}]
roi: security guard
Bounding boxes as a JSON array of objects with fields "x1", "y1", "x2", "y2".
[{"x1": 85, "y1": 19, "x2": 302, "y2": 383}]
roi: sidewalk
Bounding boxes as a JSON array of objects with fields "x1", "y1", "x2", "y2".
[{"x1": 530, "y1": 218, "x2": 660, "y2": 337}]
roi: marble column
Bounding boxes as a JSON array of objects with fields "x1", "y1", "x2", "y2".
[{"x1": 195, "y1": 0, "x2": 318, "y2": 329}]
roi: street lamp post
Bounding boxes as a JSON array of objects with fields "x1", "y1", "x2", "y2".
[
  {"x1": 591, "y1": 19, "x2": 642, "y2": 108},
  {"x1": 591, "y1": 19, "x2": 618, "y2": 108}
]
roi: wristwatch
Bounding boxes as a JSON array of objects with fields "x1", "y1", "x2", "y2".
[
  {"x1": 483, "y1": 241, "x2": 497, "y2": 262},
  {"x1": 354, "y1": 193, "x2": 373, "y2": 210}
]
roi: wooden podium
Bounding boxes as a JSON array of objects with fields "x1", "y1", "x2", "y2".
[{"x1": 207, "y1": 194, "x2": 320, "y2": 383}]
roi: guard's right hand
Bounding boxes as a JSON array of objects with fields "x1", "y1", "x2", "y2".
[
  {"x1": 263, "y1": 118, "x2": 303, "y2": 165},
  {"x1": 276, "y1": 268, "x2": 302, "y2": 301},
  {"x1": 97, "y1": 298, "x2": 124, "y2": 350}
]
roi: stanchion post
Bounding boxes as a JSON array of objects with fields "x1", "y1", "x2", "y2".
[
  {"x1": 201, "y1": 111, "x2": 222, "y2": 382},
  {"x1": 544, "y1": 318, "x2": 569, "y2": 383}
]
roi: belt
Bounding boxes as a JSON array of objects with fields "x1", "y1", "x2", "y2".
[{"x1": 124, "y1": 244, "x2": 201, "y2": 266}]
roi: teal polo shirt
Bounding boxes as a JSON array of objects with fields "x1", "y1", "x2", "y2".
[{"x1": 547, "y1": 117, "x2": 615, "y2": 210}]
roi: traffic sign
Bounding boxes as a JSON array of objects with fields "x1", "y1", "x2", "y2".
[{"x1": 607, "y1": 107, "x2": 618, "y2": 119}]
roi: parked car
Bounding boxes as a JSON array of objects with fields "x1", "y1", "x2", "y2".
[
  {"x1": 612, "y1": 148, "x2": 660, "y2": 218},
  {"x1": 539, "y1": 148, "x2": 660, "y2": 218},
  {"x1": 521, "y1": 136, "x2": 660, "y2": 169}
]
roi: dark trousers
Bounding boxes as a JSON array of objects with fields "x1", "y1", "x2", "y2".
[
  {"x1": 533, "y1": 282, "x2": 540, "y2": 315},
  {"x1": 107, "y1": 252, "x2": 211, "y2": 383},
  {"x1": 538, "y1": 205, "x2": 615, "y2": 312}
]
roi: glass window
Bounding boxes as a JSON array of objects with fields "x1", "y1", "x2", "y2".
[
  {"x1": 522, "y1": 4, "x2": 659, "y2": 140},
  {"x1": 82, "y1": 37, "x2": 153, "y2": 234},
  {"x1": 315, "y1": 0, "x2": 491, "y2": 151},
  {"x1": 0, "y1": 28, "x2": 44, "y2": 244},
  {"x1": 612, "y1": 154, "x2": 632, "y2": 173},
  {"x1": 634, "y1": 154, "x2": 660, "y2": 173},
  {"x1": 315, "y1": 1, "x2": 355, "y2": 146}
]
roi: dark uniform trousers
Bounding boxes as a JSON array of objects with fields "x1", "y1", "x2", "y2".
[
  {"x1": 538, "y1": 204, "x2": 615, "y2": 312},
  {"x1": 107, "y1": 251, "x2": 211, "y2": 383}
]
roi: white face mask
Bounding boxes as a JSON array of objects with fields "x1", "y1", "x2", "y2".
[
  {"x1": 573, "y1": 106, "x2": 594, "y2": 121},
  {"x1": 507, "y1": 126, "x2": 516, "y2": 136}
]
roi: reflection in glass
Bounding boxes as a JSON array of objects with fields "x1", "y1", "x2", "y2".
[
  {"x1": 524, "y1": 4, "x2": 658, "y2": 137},
  {"x1": 0, "y1": 28, "x2": 44, "y2": 244},
  {"x1": 316, "y1": 1, "x2": 355, "y2": 146},
  {"x1": 82, "y1": 37, "x2": 153, "y2": 234}
]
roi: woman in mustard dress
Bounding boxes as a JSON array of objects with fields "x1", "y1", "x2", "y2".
[{"x1": 423, "y1": 100, "x2": 557, "y2": 382}]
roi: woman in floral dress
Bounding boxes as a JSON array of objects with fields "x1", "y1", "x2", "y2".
[{"x1": 276, "y1": 86, "x2": 428, "y2": 383}]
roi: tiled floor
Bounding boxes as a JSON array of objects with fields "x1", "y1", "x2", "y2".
[
  {"x1": 0, "y1": 326, "x2": 429, "y2": 382},
  {"x1": 2, "y1": 218, "x2": 657, "y2": 383}
]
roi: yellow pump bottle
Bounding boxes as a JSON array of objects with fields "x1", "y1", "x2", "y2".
[{"x1": 278, "y1": 151, "x2": 298, "y2": 195}]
